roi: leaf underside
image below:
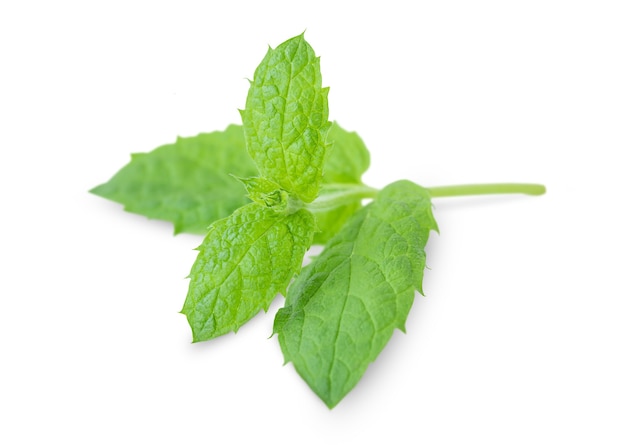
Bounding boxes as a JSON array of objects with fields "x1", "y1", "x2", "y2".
[{"x1": 274, "y1": 180, "x2": 438, "y2": 408}]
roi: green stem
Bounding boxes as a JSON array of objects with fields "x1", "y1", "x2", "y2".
[
  {"x1": 305, "y1": 184, "x2": 378, "y2": 213},
  {"x1": 427, "y1": 183, "x2": 546, "y2": 198},
  {"x1": 304, "y1": 182, "x2": 545, "y2": 214}
]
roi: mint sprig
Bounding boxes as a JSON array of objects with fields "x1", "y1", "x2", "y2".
[{"x1": 91, "y1": 33, "x2": 545, "y2": 408}]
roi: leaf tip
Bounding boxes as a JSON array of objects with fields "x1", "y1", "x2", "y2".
[{"x1": 88, "y1": 184, "x2": 104, "y2": 196}]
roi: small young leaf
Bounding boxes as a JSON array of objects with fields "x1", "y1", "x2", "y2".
[
  {"x1": 90, "y1": 125, "x2": 256, "y2": 234},
  {"x1": 235, "y1": 176, "x2": 289, "y2": 212},
  {"x1": 241, "y1": 34, "x2": 331, "y2": 202},
  {"x1": 182, "y1": 203, "x2": 314, "y2": 341},
  {"x1": 274, "y1": 180, "x2": 438, "y2": 408}
]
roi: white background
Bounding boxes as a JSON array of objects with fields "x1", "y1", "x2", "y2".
[{"x1": 1, "y1": 1, "x2": 625, "y2": 443}]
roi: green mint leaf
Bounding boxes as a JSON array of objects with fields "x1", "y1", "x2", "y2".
[
  {"x1": 241, "y1": 34, "x2": 331, "y2": 203},
  {"x1": 313, "y1": 123, "x2": 372, "y2": 243},
  {"x1": 182, "y1": 203, "x2": 314, "y2": 341},
  {"x1": 90, "y1": 125, "x2": 256, "y2": 234},
  {"x1": 309, "y1": 183, "x2": 377, "y2": 245},
  {"x1": 274, "y1": 180, "x2": 438, "y2": 408},
  {"x1": 323, "y1": 122, "x2": 371, "y2": 185},
  {"x1": 311, "y1": 195, "x2": 361, "y2": 244}
]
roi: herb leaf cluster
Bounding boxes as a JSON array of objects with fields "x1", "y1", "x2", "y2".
[{"x1": 91, "y1": 34, "x2": 544, "y2": 408}]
